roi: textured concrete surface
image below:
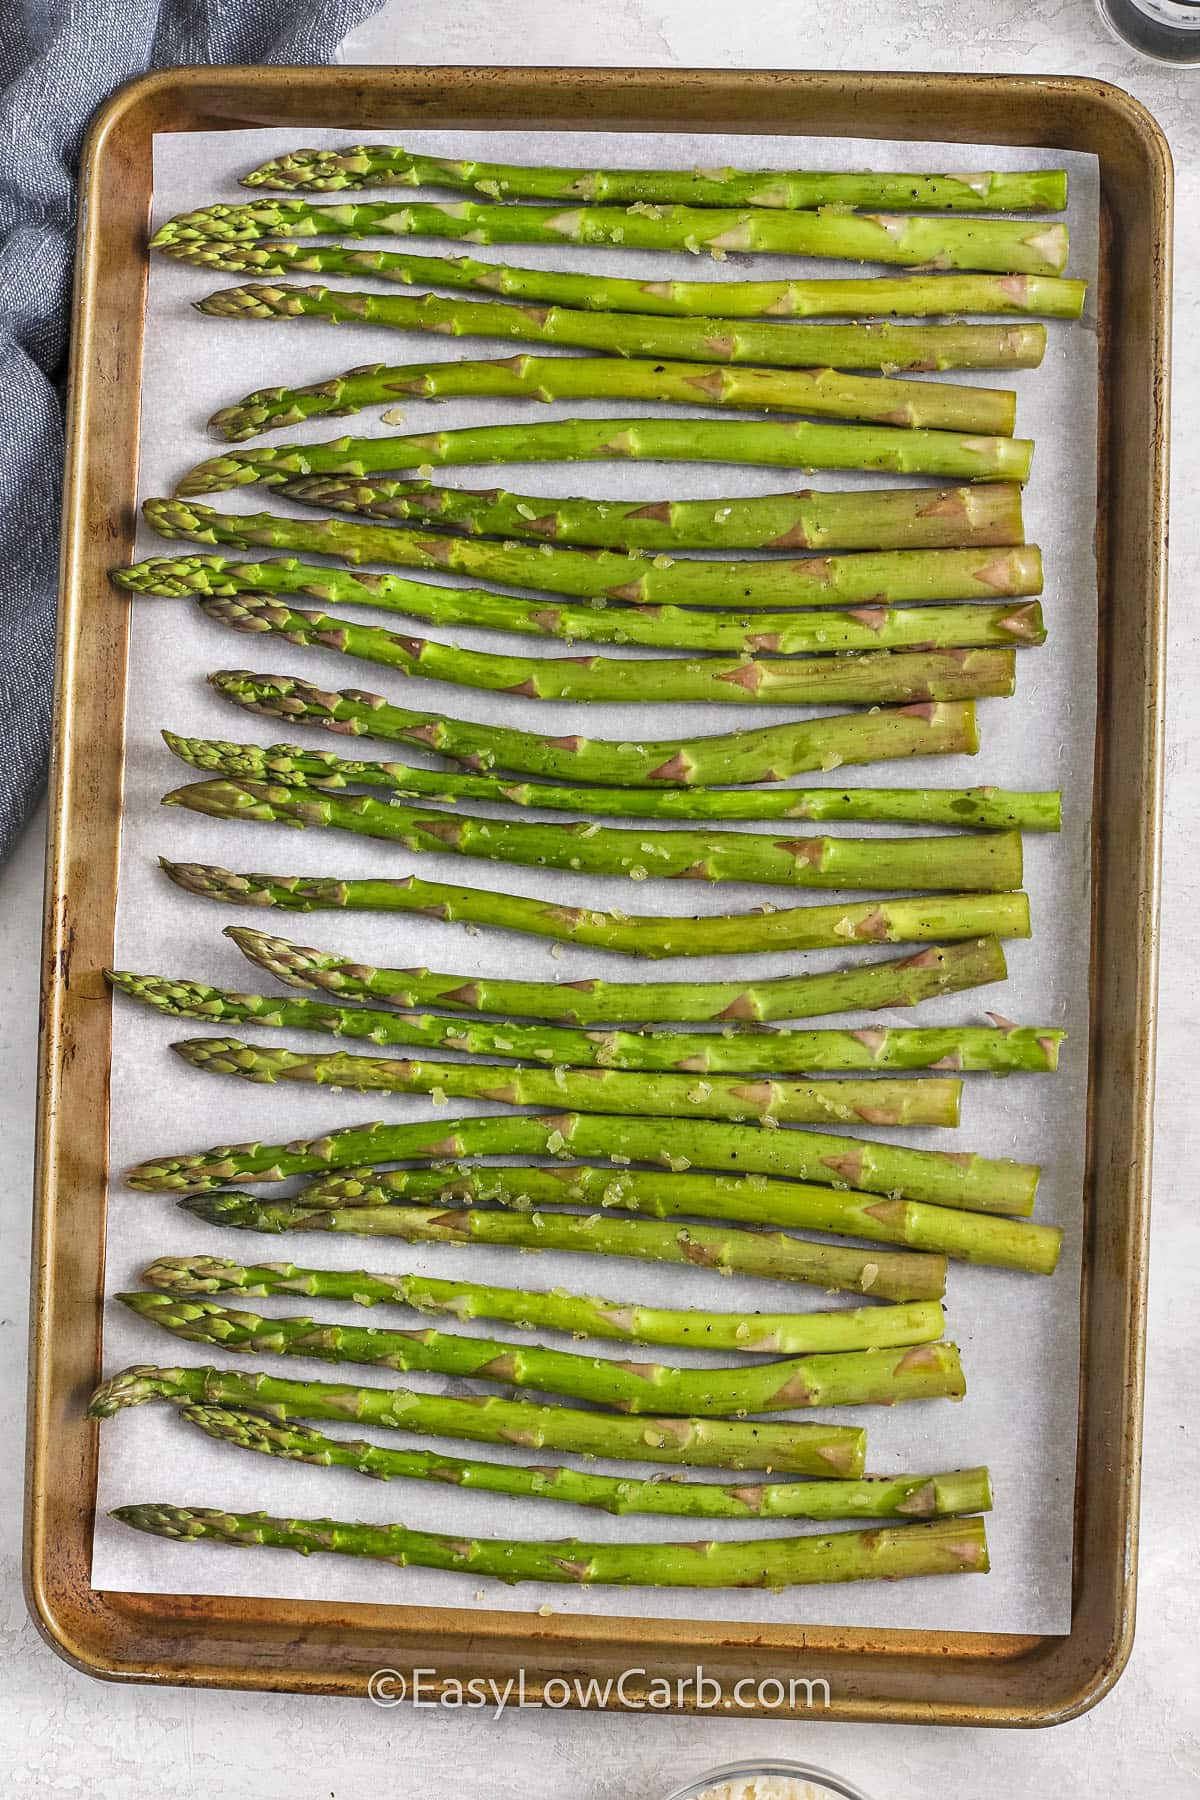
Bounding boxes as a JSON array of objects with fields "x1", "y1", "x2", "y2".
[{"x1": 4, "y1": 2, "x2": 1199, "y2": 1792}]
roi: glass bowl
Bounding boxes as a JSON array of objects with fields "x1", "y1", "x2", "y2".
[{"x1": 662, "y1": 1760, "x2": 874, "y2": 1800}]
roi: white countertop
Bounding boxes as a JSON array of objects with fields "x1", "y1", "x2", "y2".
[{"x1": 4, "y1": 3, "x2": 1199, "y2": 1793}]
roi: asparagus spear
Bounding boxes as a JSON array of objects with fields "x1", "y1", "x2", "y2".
[
  {"x1": 110, "y1": 1501, "x2": 989, "y2": 1589},
  {"x1": 212, "y1": 672, "x2": 983, "y2": 784},
  {"x1": 171, "y1": 1036, "x2": 964, "y2": 1129},
  {"x1": 294, "y1": 1165, "x2": 1062, "y2": 1277},
  {"x1": 158, "y1": 856, "x2": 1034, "y2": 954},
  {"x1": 243, "y1": 146, "x2": 1065, "y2": 213},
  {"x1": 188, "y1": 593, "x2": 1020, "y2": 707},
  {"x1": 230, "y1": 927, "x2": 1008, "y2": 1025},
  {"x1": 164, "y1": 737, "x2": 1055, "y2": 829},
  {"x1": 117, "y1": 1290, "x2": 966, "y2": 1415},
  {"x1": 176, "y1": 415, "x2": 1035, "y2": 497},
  {"x1": 161, "y1": 739, "x2": 1060, "y2": 830},
  {"x1": 275, "y1": 475, "x2": 1027, "y2": 554},
  {"x1": 162, "y1": 854, "x2": 1032, "y2": 955},
  {"x1": 128, "y1": 1105, "x2": 1039, "y2": 1213},
  {"x1": 157, "y1": 239, "x2": 1088, "y2": 320},
  {"x1": 186, "y1": 1191, "x2": 946, "y2": 1299},
  {"x1": 108, "y1": 969, "x2": 1064, "y2": 1078},
  {"x1": 199, "y1": 293, "x2": 1039, "y2": 403},
  {"x1": 143, "y1": 1255, "x2": 945, "y2": 1355},
  {"x1": 168, "y1": 780, "x2": 1025, "y2": 892},
  {"x1": 139, "y1": 501, "x2": 1046, "y2": 609},
  {"x1": 151, "y1": 196, "x2": 1070, "y2": 274},
  {"x1": 189, "y1": 279, "x2": 1050, "y2": 381},
  {"x1": 209, "y1": 351, "x2": 1023, "y2": 443},
  {"x1": 88, "y1": 1364, "x2": 868, "y2": 1474},
  {"x1": 179, "y1": 1404, "x2": 991, "y2": 1522},
  {"x1": 123, "y1": 556, "x2": 1047, "y2": 656}
]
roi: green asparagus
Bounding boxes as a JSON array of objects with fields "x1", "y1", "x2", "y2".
[
  {"x1": 168, "y1": 781, "x2": 1025, "y2": 891},
  {"x1": 189, "y1": 593, "x2": 1021, "y2": 706},
  {"x1": 151, "y1": 195, "x2": 1070, "y2": 274},
  {"x1": 161, "y1": 739, "x2": 1060, "y2": 830},
  {"x1": 156, "y1": 857, "x2": 1035, "y2": 954},
  {"x1": 118, "y1": 1289, "x2": 967, "y2": 1415},
  {"x1": 128, "y1": 1103, "x2": 1039, "y2": 1213},
  {"x1": 88, "y1": 1364, "x2": 868, "y2": 1474},
  {"x1": 123, "y1": 557, "x2": 1046, "y2": 658},
  {"x1": 299, "y1": 1163, "x2": 1061, "y2": 1276},
  {"x1": 187, "y1": 1191, "x2": 947, "y2": 1299},
  {"x1": 179, "y1": 1404, "x2": 991, "y2": 1521},
  {"x1": 156, "y1": 240, "x2": 1088, "y2": 320},
  {"x1": 243, "y1": 146, "x2": 1066, "y2": 213},
  {"x1": 171, "y1": 1035, "x2": 964, "y2": 1128},
  {"x1": 210, "y1": 673, "x2": 985, "y2": 783},
  {"x1": 209, "y1": 351, "x2": 1024, "y2": 443},
  {"x1": 143, "y1": 1255, "x2": 945, "y2": 1354},
  {"x1": 136, "y1": 504, "x2": 1048, "y2": 609},
  {"x1": 108, "y1": 968, "x2": 1064, "y2": 1077},
  {"x1": 229, "y1": 927, "x2": 1008, "y2": 1024},
  {"x1": 110, "y1": 1501, "x2": 989, "y2": 1589},
  {"x1": 275, "y1": 474, "x2": 1027, "y2": 553},
  {"x1": 177, "y1": 414, "x2": 1035, "y2": 496}
]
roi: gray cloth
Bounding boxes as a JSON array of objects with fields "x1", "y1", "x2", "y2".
[{"x1": 0, "y1": 0, "x2": 382, "y2": 861}]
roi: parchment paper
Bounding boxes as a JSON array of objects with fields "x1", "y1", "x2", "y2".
[{"x1": 93, "y1": 125, "x2": 1098, "y2": 1636}]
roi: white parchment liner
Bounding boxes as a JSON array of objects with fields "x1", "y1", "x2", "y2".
[{"x1": 92, "y1": 126, "x2": 1098, "y2": 1636}]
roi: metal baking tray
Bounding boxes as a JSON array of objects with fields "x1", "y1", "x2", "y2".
[{"x1": 24, "y1": 65, "x2": 1170, "y2": 1723}]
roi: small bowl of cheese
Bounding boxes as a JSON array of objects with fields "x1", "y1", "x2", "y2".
[{"x1": 662, "y1": 1761, "x2": 873, "y2": 1800}]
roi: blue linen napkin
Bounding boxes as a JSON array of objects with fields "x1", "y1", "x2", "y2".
[{"x1": 0, "y1": 0, "x2": 382, "y2": 861}]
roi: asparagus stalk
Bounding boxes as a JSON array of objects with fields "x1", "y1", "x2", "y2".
[
  {"x1": 171, "y1": 1035, "x2": 964, "y2": 1129},
  {"x1": 275, "y1": 474, "x2": 1026, "y2": 553},
  {"x1": 187, "y1": 1191, "x2": 946, "y2": 1299},
  {"x1": 162, "y1": 854, "x2": 1032, "y2": 955},
  {"x1": 88, "y1": 1364, "x2": 868, "y2": 1474},
  {"x1": 192, "y1": 282, "x2": 1043, "y2": 381},
  {"x1": 211, "y1": 672, "x2": 983, "y2": 784},
  {"x1": 209, "y1": 352, "x2": 1023, "y2": 443},
  {"x1": 297, "y1": 1164, "x2": 1062, "y2": 1277},
  {"x1": 177, "y1": 415, "x2": 1035, "y2": 497},
  {"x1": 158, "y1": 856, "x2": 1034, "y2": 954},
  {"x1": 107, "y1": 969, "x2": 1065, "y2": 1078},
  {"x1": 117, "y1": 1290, "x2": 966, "y2": 1415},
  {"x1": 156, "y1": 239, "x2": 1088, "y2": 320},
  {"x1": 243, "y1": 146, "x2": 1065, "y2": 213},
  {"x1": 122, "y1": 557, "x2": 1048, "y2": 656},
  {"x1": 187, "y1": 593, "x2": 1020, "y2": 708},
  {"x1": 191, "y1": 285, "x2": 1042, "y2": 391},
  {"x1": 138, "y1": 502, "x2": 1046, "y2": 609},
  {"x1": 161, "y1": 739, "x2": 1060, "y2": 831},
  {"x1": 151, "y1": 196, "x2": 1070, "y2": 274},
  {"x1": 169, "y1": 781, "x2": 1025, "y2": 892},
  {"x1": 230, "y1": 927, "x2": 1008, "y2": 1025},
  {"x1": 143, "y1": 1255, "x2": 945, "y2": 1355},
  {"x1": 179, "y1": 1404, "x2": 991, "y2": 1522},
  {"x1": 110, "y1": 1501, "x2": 989, "y2": 1589},
  {"x1": 128, "y1": 1104, "x2": 1039, "y2": 1213}
]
